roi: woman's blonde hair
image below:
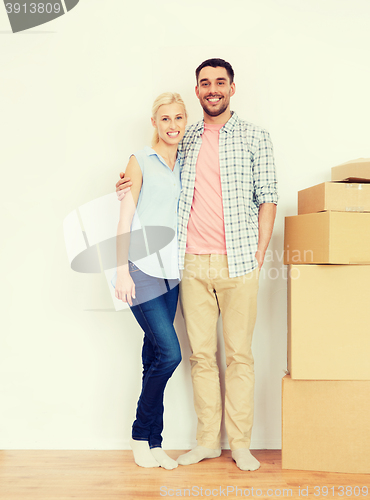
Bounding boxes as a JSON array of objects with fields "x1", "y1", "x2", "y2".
[{"x1": 151, "y1": 92, "x2": 187, "y2": 147}]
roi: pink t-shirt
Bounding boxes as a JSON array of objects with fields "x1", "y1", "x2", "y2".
[{"x1": 186, "y1": 122, "x2": 227, "y2": 254}]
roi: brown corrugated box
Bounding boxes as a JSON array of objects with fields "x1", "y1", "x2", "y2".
[
  {"x1": 287, "y1": 264, "x2": 370, "y2": 380},
  {"x1": 298, "y1": 182, "x2": 370, "y2": 215},
  {"x1": 282, "y1": 375, "x2": 370, "y2": 473},
  {"x1": 331, "y1": 158, "x2": 370, "y2": 182},
  {"x1": 284, "y1": 211, "x2": 370, "y2": 264}
]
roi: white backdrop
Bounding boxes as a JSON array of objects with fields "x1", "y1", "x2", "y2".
[{"x1": 1, "y1": 0, "x2": 370, "y2": 450}]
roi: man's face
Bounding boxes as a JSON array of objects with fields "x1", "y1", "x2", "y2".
[{"x1": 195, "y1": 66, "x2": 236, "y2": 118}]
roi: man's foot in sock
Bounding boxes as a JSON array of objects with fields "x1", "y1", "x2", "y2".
[
  {"x1": 130, "y1": 438, "x2": 159, "y2": 468},
  {"x1": 151, "y1": 448, "x2": 178, "y2": 470},
  {"x1": 177, "y1": 446, "x2": 221, "y2": 465},
  {"x1": 232, "y1": 448, "x2": 260, "y2": 471}
]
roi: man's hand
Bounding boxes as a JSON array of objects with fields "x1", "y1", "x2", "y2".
[
  {"x1": 116, "y1": 172, "x2": 132, "y2": 201},
  {"x1": 255, "y1": 249, "x2": 265, "y2": 270}
]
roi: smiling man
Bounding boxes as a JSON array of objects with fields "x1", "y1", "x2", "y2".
[
  {"x1": 196, "y1": 67, "x2": 235, "y2": 116},
  {"x1": 116, "y1": 58, "x2": 278, "y2": 471}
]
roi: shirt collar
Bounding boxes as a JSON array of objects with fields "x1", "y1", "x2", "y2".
[
  {"x1": 144, "y1": 146, "x2": 157, "y2": 156},
  {"x1": 144, "y1": 146, "x2": 180, "y2": 168},
  {"x1": 196, "y1": 111, "x2": 238, "y2": 135}
]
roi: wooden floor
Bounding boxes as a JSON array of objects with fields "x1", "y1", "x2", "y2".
[{"x1": 0, "y1": 450, "x2": 369, "y2": 499}]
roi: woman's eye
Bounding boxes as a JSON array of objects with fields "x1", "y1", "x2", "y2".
[{"x1": 176, "y1": 116, "x2": 183, "y2": 120}]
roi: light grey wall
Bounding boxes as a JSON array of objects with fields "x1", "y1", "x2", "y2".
[{"x1": 1, "y1": 0, "x2": 369, "y2": 449}]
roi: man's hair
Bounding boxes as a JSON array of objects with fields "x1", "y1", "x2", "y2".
[{"x1": 195, "y1": 58, "x2": 234, "y2": 84}]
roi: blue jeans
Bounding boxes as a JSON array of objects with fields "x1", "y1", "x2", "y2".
[{"x1": 128, "y1": 261, "x2": 181, "y2": 448}]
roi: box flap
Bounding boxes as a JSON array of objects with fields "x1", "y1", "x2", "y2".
[{"x1": 331, "y1": 158, "x2": 370, "y2": 182}]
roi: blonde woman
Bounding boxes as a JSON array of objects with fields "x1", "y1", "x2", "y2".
[{"x1": 114, "y1": 93, "x2": 187, "y2": 469}]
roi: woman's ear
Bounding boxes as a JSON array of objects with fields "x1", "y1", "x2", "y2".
[{"x1": 151, "y1": 117, "x2": 156, "y2": 128}]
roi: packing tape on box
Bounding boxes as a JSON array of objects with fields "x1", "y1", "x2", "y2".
[{"x1": 345, "y1": 183, "x2": 365, "y2": 211}]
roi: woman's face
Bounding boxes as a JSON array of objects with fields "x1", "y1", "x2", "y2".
[{"x1": 152, "y1": 103, "x2": 187, "y2": 146}]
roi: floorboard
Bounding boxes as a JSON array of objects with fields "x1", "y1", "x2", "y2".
[{"x1": 0, "y1": 450, "x2": 369, "y2": 499}]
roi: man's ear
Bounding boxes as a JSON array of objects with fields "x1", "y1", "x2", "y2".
[
  {"x1": 195, "y1": 85, "x2": 200, "y2": 99},
  {"x1": 230, "y1": 82, "x2": 236, "y2": 97}
]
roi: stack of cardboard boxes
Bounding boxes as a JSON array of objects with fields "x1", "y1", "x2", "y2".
[{"x1": 282, "y1": 158, "x2": 370, "y2": 474}]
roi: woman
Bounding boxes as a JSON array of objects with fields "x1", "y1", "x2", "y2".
[{"x1": 114, "y1": 93, "x2": 187, "y2": 469}]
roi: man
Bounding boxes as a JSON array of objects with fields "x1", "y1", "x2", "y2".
[{"x1": 116, "y1": 58, "x2": 277, "y2": 471}]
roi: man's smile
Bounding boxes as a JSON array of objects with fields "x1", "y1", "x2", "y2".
[{"x1": 206, "y1": 96, "x2": 222, "y2": 103}]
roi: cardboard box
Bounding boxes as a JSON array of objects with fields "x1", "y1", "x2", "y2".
[
  {"x1": 282, "y1": 375, "x2": 370, "y2": 473},
  {"x1": 298, "y1": 182, "x2": 370, "y2": 215},
  {"x1": 284, "y1": 211, "x2": 370, "y2": 264},
  {"x1": 287, "y1": 265, "x2": 370, "y2": 380},
  {"x1": 331, "y1": 158, "x2": 370, "y2": 182}
]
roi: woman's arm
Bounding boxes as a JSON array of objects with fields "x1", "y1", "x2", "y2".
[{"x1": 115, "y1": 155, "x2": 143, "y2": 305}]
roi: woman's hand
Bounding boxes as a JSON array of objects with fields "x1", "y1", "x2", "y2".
[{"x1": 115, "y1": 270, "x2": 136, "y2": 306}]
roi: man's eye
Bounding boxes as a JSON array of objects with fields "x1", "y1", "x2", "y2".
[{"x1": 218, "y1": 82, "x2": 225, "y2": 85}]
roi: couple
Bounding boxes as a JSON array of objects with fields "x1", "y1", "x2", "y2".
[{"x1": 114, "y1": 58, "x2": 278, "y2": 471}]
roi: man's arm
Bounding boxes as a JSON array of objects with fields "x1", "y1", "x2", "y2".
[
  {"x1": 251, "y1": 128, "x2": 278, "y2": 269},
  {"x1": 255, "y1": 202, "x2": 277, "y2": 269}
]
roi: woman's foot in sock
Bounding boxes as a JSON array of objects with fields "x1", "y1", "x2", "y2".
[
  {"x1": 151, "y1": 447, "x2": 178, "y2": 470},
  {"x1": 130, "y1": 438, "x2": 159, "y2": 468}
]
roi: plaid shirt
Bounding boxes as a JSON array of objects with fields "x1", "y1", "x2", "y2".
[{"x1": 177, "y1": 112, "x2": 278, "y2": 278}]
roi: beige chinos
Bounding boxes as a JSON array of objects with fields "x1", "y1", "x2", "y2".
[{"x1": 180, "y1": 253, "x2": 260, "y2": 451}]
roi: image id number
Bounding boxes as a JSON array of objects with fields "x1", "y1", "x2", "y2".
[
  {"x1": 5, "y1": 3, "x2": 62, "y2": 14},
  {"x1": 314, "y1": 486, "x2": 368, "y2": 496}
]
